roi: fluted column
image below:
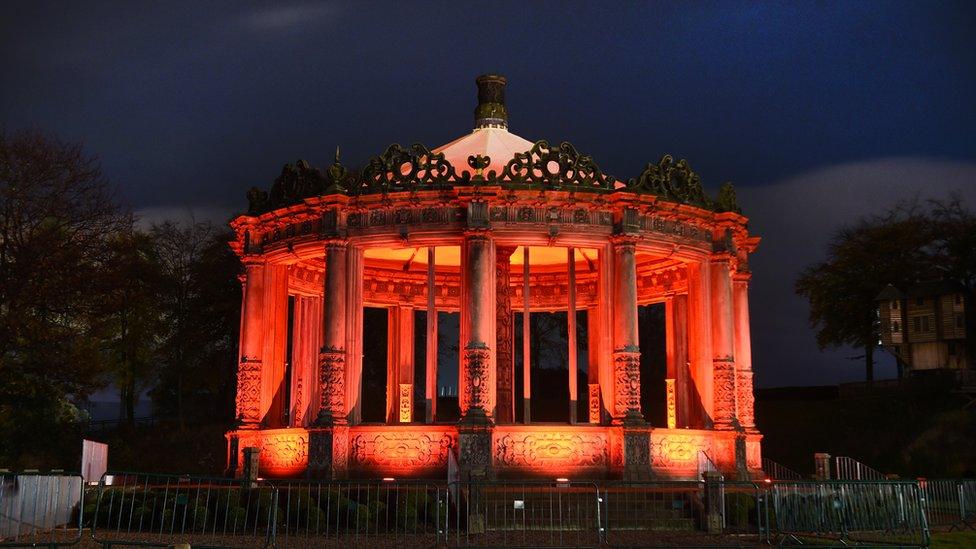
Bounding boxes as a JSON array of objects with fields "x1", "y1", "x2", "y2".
[
  {"x1": 611, "y1": 236, "x2": 643, "y2": 425},
  {"x1": 236, "y1": 260, "x2": 266, "y2": 428},
  {"x1": 316, "y1": 240, "x2": 348, "y2": 426},
  {"x1": 710, "y1": 255, "x2": 738, "y2": 430},
  {"x1": 495, "y1": 246, "x2": 517, "y2": 423},
  {"x1": 460, "y1": 231, "x2": 496, "y2": 421},
  {"x1": 733, "y1": 273, "x2": 756, "y2": 432}
]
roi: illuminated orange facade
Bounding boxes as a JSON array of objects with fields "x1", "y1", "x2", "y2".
[{"x1": 225, "y1": 75, "x2": 762, "y2": 480}]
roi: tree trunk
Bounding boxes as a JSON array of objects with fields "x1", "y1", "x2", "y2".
[{"x1": 865, "y1": 344, "x2": 875, "y2": 382}]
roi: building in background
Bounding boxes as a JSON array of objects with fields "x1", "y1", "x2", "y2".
[{"x1": 878, "y1": 281, "x2": 972, "y2": 372}]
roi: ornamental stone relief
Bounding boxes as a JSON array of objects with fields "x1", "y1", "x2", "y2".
[
  {"x1": 318, "y1": 350, "x2": 345, "y2": 423},
  {"x1": 349, "y1": 430, "x2": 455, "y2": 472},
  {"x1": 650, "y1": 433, "x2": 710, "y2": 470},
  {"x1": 612, "y1": 350, "x2": 642, "y2": 418},
  {"x1": 712, "y1": 360, "x2": 738, "y2": 429},
  {"x1": 236, "y1": 431, "x2": 309, "y2": 476},
  {"x1": 235, "y1": 358, "x2": 262, "y2": 424},
  {"x1": 736, "y1": 371, "x2": 756, "y2": 430},
  {"x1": 347, "y1": 206, "x2": 464, "y2": 229},
  {"x1": 494, "y1": 431, "x2": 609, "y2": 469},
  {"x1": 461, "y1": 344, "x2": 492, "y2": 415}
]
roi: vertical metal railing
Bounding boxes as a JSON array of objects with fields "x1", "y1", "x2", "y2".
[
  {"x1": 446, "y1": 480, "x2": 602, "y2": 547},
  {"x1": 834, "y1": 456, "x2": 885, "y2": 480},
  {"x1": 918, "y1": 478, "x2": 976, "y2": 530},
  {"x1": 769, "y1": 480, "x2": 930, "y2": 546},
  {"x1": 762, "y1": 457, "x2": 802, "y2": 480},
  {"x1": 88, "y1": 471, "x2": 277, "y2": 548}
]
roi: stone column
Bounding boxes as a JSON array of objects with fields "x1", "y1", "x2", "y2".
[
  {"x1": 733, "y1": 274, "x2": 757, "y2": 432},
  {"x1": 425, "y1": 247, "x2": 438, "y2": 423},
  {"x1": 310, "y1": 240, "x2": 349, "y2": 479},
  {"x1": 459, "y1": 229, "x2": 495, "y2": 479},
  {"x1": 586, "y1": 307, "x2": 602, "y2": 424},
  {"x1": 669, "y1": 294, "x2": 691, "y2": 428},
  {"x1": 611, "y1": 236, "x2": 642, "y2": 425},
  {"x1": 386, "y1": 306, "x2": 415, "y2": 423},
  {"x1": 710, "y1": 255, "x2": 738, "y2": 431},
  {"x1": 687, "y1": 260, "x2": 713, "y2": 428},
  {"x1": 612, "y1": 234, "x2": 649, "y2": 480},
  {"x1": 567, "y1": 247, "x2": 578, "y2": 424},
  {"x1": 262, "y1": 264, "x2": 289, "y2": 428},
  {"x1": 495, "y1": 246, "x2": 517, "y2": 423},
  {"x1": 236, "y1": 260, "x2": 266, "y2": 428}
]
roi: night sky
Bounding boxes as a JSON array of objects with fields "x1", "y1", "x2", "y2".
[{"x1": 3, "y1": 1, "x2": 974, "y2": 388}]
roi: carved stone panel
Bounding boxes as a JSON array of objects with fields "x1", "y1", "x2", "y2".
[
  {"x1": 349, "y1": 429, "x2": 457, "y2": 476},
  {"x1": 461, "y1": 344, "x2": 492, "y2": 416},
  {"x1": 588, "y1": 384, "x2": 602, "y2": 424},
  {"x1": 736, "y1": 370, "x2": 756, "y2": 431},
  {"x1": 650, "y1": 431, "x2": 710, "y2": 471},
  {"x1": 399, "y1": 383, "x2": 413, "y2": 423},
  {"x1": 235, "y1": 358, "x2": 262, "y2": 425},
  {"x1": 234, "y1": 429, "x2": 309, "y2": 477},
  {"x1": 712, "y1": 360, "x2": 738, "y2": 429},
  {"x1": 493, "y1": 429, "x2": 609, "y2": 473},
  {"x1": 612, "y1": 350, "x2": 642, "y2": 421},
  {"x1": 317, "y1": 349, "x2": 346, "y2": 424}
]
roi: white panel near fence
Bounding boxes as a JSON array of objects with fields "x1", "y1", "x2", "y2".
[{"x1": 81, "y1": 439, "x2": 108, "y2": 483}]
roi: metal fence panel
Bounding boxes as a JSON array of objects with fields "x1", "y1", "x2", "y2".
[
  {"x1": 447, "y1": 480, "x2": 602, "y2": 547},
  {"x1": 88, "y1": 472, "x2": 276, "y2": 548},
  {"x1": 0, "y1": 472, "x2": 84, "y2": 547},
  {"x1": 600, "y1": 481, "x2": 767, "y2": 546},
  {"x1": 920, "y1": 478, "x2": 976, "y2": 530},
  {"x1": 267, "y1": 479, "x2": 446, "y2": 548},
  {"x1": 770, "y1": 480, "x2": 930, "y2": 547}
]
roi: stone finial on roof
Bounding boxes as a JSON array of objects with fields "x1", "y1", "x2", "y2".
[{"x1": 474, "y1": 74, "x2": 508, "y2": 129}]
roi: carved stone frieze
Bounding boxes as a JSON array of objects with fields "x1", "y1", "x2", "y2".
[
  {"x1": 349, "y1": 430, "x2": 456, "y2": 472},
  {"x1": 234, "y1": 429, "x2": 309, "y2": 477},
  {"x1": 493, "y1": 430, "x2": 609, "y2": 470},
  {"x1": 650, "y1": 433, "x2": 710, "y2": 470}
]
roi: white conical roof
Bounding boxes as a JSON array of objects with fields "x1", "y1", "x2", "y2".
[{"x1": 433, "y1": 126, "x2": 534, "y2": 177}]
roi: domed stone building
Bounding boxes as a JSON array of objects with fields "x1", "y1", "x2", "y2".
[{"x1": 226, "y1": 75, "x2": 762, "y2": 481}]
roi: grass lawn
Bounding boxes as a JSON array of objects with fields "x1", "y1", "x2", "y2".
[{"x1": 930, "y1": 530, "x2": 976, "y2": 548}]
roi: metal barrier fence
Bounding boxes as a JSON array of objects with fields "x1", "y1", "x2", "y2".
[
  {"x1": 270, "y1": 479, "x2": 447, "y2": 548},
  {"x1": 23, "y1": 472, "x2": 943, "y2": 548},
  {"x1": 88, "y1": 472, "x2": 276, "y2": 548},
  {"x1": 770, "y1": 480, "x2": 930, "y2": 546},
  {"x1": 446, "y1": 480, "x2": 602, "y2": 547},
  {"x1": 0, "y1": 472, "x2": 84, "y2": 547},
  {"x1": 919, "y1": 478, "x2": 976, "y2": 530},
  {"x1": 834, "y1": 455, "x2": 886, "y2": 480},
  {"x1": 601, "y1": 480, "x2": 769, "y2": 546}
]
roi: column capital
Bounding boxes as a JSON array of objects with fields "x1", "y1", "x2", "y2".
[
  {"x1": 463, "y1": 227, "x2": 493, "y2": 240},
  {"x1": 324, "y1": 238, "x2": 349, "y2": 251},
  {"x1": 609, "y1": 234, "x2": 639, "y2": 249}
]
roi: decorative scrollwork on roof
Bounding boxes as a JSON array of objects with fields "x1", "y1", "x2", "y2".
[
  {"x1": 245, "y1": 142, "x2": 743, "y2": 216},
  {"x1": 247, "y1": 154, "x2": 348, "y2": 215},
  {"x1": 628, "y1": 155, "x2": 712, "y2": 208},
  {"x1": 351, "y1": 143, "x2": 470, "y2": 195},
  {"x1": 494, "y1": 140, "x2": 616, "y2": 191}
]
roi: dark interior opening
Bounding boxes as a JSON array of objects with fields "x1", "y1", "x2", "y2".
[
  {"x1": 360, "y1": 306, "x2": 388, "y2": 423},
  {"x1": 638, "y1": 303, "x2": 667, "y2": 426}
]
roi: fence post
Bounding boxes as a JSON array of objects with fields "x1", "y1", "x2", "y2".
[
  {"x1": 704, "y1": 471, "x2": 724, "y2": 534},
  {"x1": 814, "y1": 452, "x2": 831, "y2": 480},
  {"x1": 242, "y1": 446, "x2": 260, "y2": 488}
]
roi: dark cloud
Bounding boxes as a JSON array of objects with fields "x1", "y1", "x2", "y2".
[{"x1": 2, "y1": 1, "x2": 974, "y2": 387}]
